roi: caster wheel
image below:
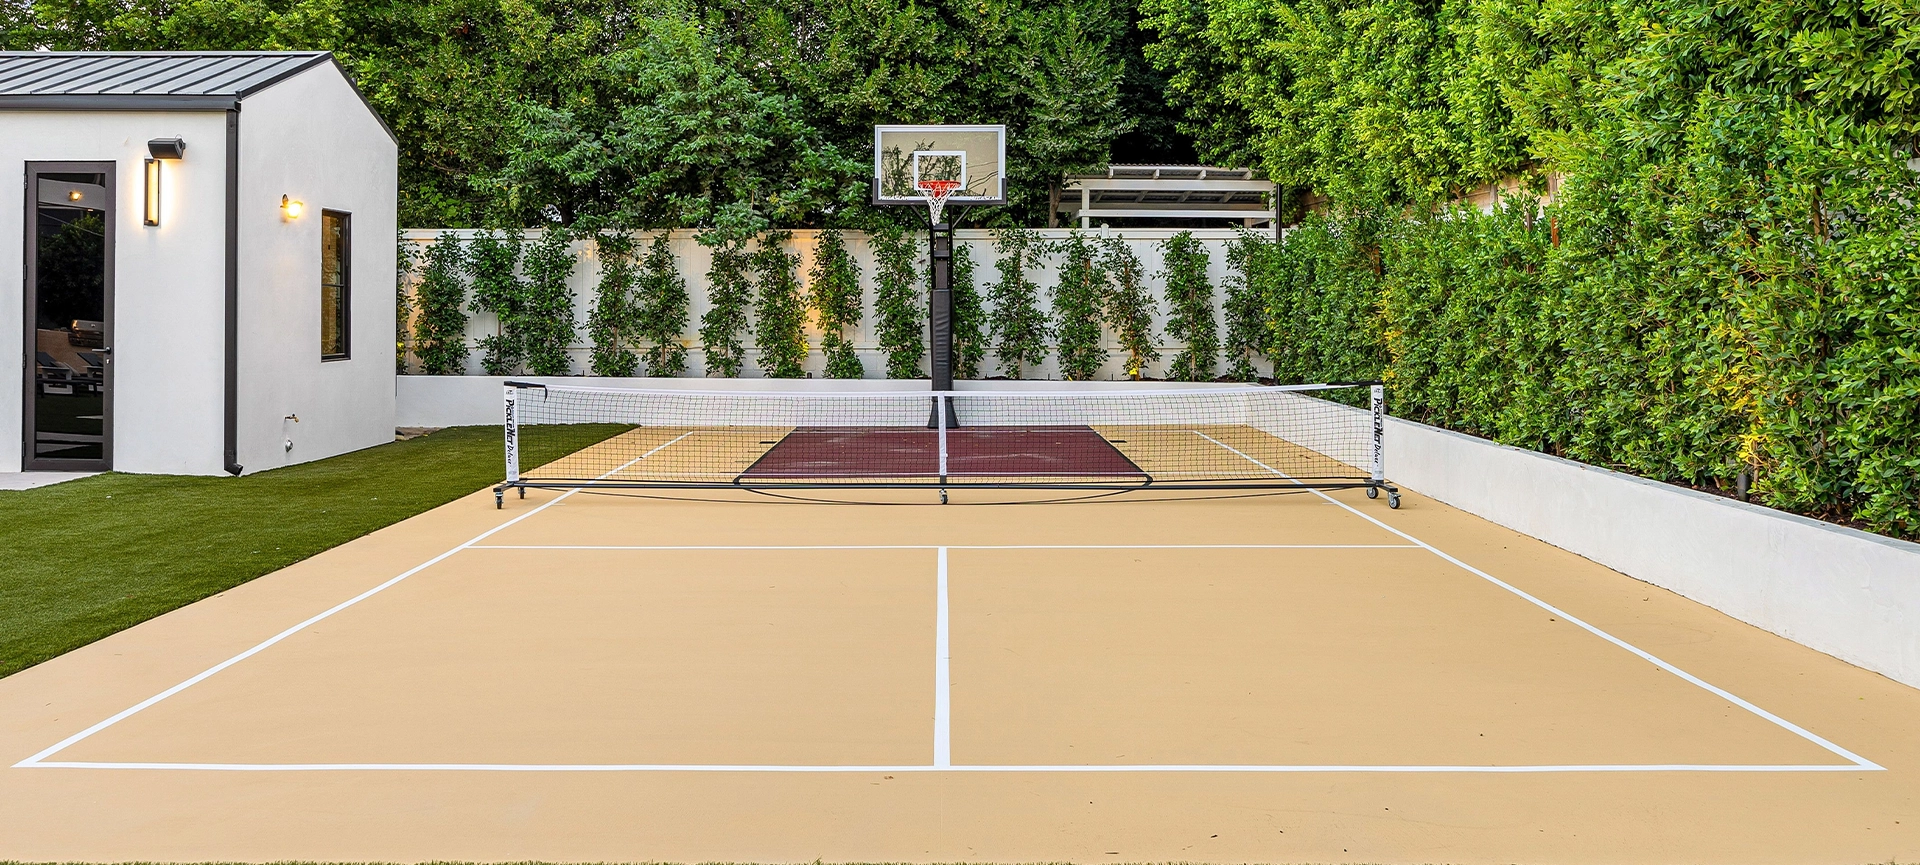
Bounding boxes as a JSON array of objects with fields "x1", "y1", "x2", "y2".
[
  {"x1": 1388, "y1": 492, "x2": 1401, "y2": 509},
  {"x1": 940, "y1": 490, "x2": 949, "y2": 505},
  {"x1": 1366, "y1": 486, "x2": 1379, "y2": 499},
  {"x1": 494, "y1": 492, "x2": 503, "y2": 509},
  {"x1": 518, "y1": 487, "x2": 526, "y2": 499}
]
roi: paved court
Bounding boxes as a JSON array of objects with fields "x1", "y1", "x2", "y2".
[{"x1": 2, "y1": 478, "x2": 1918, "y2": 863}]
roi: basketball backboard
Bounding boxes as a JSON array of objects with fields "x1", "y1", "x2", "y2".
[{"x1": 873, "y1": 124, "x2": 1006, "y2": 206}]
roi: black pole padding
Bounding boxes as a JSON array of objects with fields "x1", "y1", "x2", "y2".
[{"x1": 926, "y1": 222, "x2": 960, "y2": 428}]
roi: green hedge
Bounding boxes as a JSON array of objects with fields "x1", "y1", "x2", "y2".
[{"x1": 1246, "y1": 173, "x2": 1920, "y2": 539}]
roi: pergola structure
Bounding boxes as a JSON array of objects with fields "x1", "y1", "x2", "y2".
[{"x1": 1058, "y1": 165, "x2": 1276, "y2": 231}]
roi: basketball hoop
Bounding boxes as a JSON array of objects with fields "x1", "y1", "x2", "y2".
[{"x1": 918, "y1": 179, "x2": 962, "y2": 225}]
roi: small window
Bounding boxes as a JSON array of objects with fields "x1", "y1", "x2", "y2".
[{"x1": 321, "y1": 210, "x2": 350, "y2": 360}]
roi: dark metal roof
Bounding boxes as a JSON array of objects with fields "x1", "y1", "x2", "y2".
[{"x1": 0, "y1": 52, "x2": 333, "y2": 110}]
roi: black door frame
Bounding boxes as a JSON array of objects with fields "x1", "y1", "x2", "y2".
[{"x1": 23, "y1": 160, "x2": 115, "y2": 472}]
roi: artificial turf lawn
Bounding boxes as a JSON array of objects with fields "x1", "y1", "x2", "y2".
[{"x1": 0, "y1": 424, "x2": 626, "y2": 679}]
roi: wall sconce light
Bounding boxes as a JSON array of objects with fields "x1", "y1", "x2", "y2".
[
  {"x1": 281, "y1": 194, "x2": 304, "y2": 220},
  {"x1": 144, "y1": 138, "x2": 184, "y2": 227}
]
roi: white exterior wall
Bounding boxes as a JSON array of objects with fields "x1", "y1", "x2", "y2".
[
  {"x1": 236, "y1": 65, "x2": 398, "y2": 474},
  {"x1": 0, "y1": 110, "x2": 230, "y2": 474},
  {"x1": 401, "y1": 228, "x2": 1268, "y2": 382}
]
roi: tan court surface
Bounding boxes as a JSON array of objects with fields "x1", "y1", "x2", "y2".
[{"x1": 2, "y1": 481, "x2": 1919, "y2": 863}]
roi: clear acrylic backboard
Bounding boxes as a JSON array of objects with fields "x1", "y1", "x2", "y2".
[{"x1": 873, "y1": 125, "x2": 1006, "y2": 206}]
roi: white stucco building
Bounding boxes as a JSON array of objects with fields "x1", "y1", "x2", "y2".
[{"x1": 0, "y1": 51, "x2": 396, "y2": 475}]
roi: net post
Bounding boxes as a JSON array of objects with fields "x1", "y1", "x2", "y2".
[
  {"x1": 937, "y1": 393, "x2": 949, "y2": 503},
  {"x1": 504, "y1": 384, "x2": 521, "y2": 486},
  {"x1": 1369, "y1": 383, "x2": 1386, "y2": 484}
]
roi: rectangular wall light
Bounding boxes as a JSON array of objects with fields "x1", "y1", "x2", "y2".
[{"x1": 143, "y1": 158, "x2": 161, "y2": 226}]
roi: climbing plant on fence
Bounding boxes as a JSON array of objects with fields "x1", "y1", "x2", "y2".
[
  {"x1": 698, "y1": 231, "x2": 753, "y2": 377},
  {"x1": 520, "y1": 227, "x2": 578, "y2": 375},
  {"x1": 872, "y1": 224, "x2": 924, "y2": 379},
  {"x1": 468, "y1": 230, "x2": 525, "y2": 375},
  {"x1": 587, "y1": 231, "x2": 640, "y2": 377},
  {"x1": 951, "y1": 242, "x2": 986, "y2": 380},
  {"x1": 634, "y1": 232, "x2": 689, "y2": 376},
  {"x1": 395, "y1": 231, "x2": 415, "y2": 374},
  {"x1": 1101, "y1": 235, "x2": 1157, "y2": 380},
  {"x1": 753, "y1": 232, "x2": 808, "y2": 378},
  {"x1": 412, "y1": 234, "x2": 469, "y2": 375},
  {"x1": 1051, "y1": 232, "x2": 1108, "y2": 381},
  {"x1": 1222, "y1": 231, "x2": 1271, "y2": 383},
  {"x1": 810, "y1": 229, "x2": 865, "y2": 379},
  {"x1": 987, "y1": 229, "x2": 1049, "y2": 379},
  {"x1": 1161, "y1": 231, "x2": 1216, "y2": 381}
]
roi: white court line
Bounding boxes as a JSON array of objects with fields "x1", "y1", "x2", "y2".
[
  {"x1": 934, "y1": 547, "x2": 951, "y2": 768},
  {"x1": 13, "y1": 436, "x2": 692, "y2": 770},
  {"x1": 467, "y1": 544, "x2": 1421, "y2": 550},
  {"x1": 20, "y1": 761, "x2": 1874, "y2": 773},
  {"x1": 1189, "y1": 431, "x2": 1884, "y2": 772}
]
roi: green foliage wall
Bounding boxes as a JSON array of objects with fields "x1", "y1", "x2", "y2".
[
  {"x1": 949, "y1": 243, "x2": 987, "y2": 380},
  {"x1": 467, "y1": 231, "x2": 525, "y2": 375},
  {"x1": 519, "y1": 228, "x2": 579, "y2": 375},
  {"x1": 1101, "y1": 236, "x2": 1158, "y2": 380},
  {"x1": 698, "y1": 232, "x2": 754, "y2": 378},
  {"x1": 1160, "y1": 231, "x2": 1216, "y2": 381}
]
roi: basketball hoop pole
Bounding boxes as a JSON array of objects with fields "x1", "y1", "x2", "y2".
[{"x1": 927, "y1": 213, "x2": 959, "y2": 429}]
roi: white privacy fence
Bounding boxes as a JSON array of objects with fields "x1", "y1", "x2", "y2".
[{"x1": 399, "y1": 227, "x2": 1271, "y2": 381}]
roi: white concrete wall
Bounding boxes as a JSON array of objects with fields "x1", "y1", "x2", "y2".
[
  {"x1": 400, "y1": 228, "x2": 1269, "y2": 382},
  {"x1": 237, "y1": 64, "x2": 398, "y2": 474},
  {"x1": 0, "y1": 110, "x2": 231, "y2": 474},
  {"x1": 1379, "y1": 415, "x2": 1920, "y2": 689}
]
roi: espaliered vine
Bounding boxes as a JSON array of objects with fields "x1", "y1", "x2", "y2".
[
  {"x1": 395, "y1": 232, "x2": 415, "y2": 374},
  {"x1": 587, "y1": 231, "x2": 640, "y2": 377},
  {"x1": 1101, "y1": 235, "x2": 1158, "y2": 380},
  {"x1": 1161, "y1": 231, "x2": 1216, "y2": 381},
  {"x1": 871, "y1": 224, "x2": 924, "y2": 378},
  {"x1": 412, "y1": 234, "x2": 469, "y2": 375},
  {"x1": 467, "y1": 230, "x2": 525, "y2": 375},
  {"x1": 950, "y1": 241, "x2": 986, "y2": 380},
  {"x1": 697, "y1": 231, "x2": 753, "y2": 377},
  {"x1": 634, "y1": 232, "x2": 689, "y2": 376},
  {"x1": 1221, "y1": 231, "x2": 1271, "y2": 383},
  {"x1": 809, "y1": 229, "x2": 865, "y2": 379},
  {"x1": 520, "y1": 227, "x2": 578, "y2": 375},
  {"x1": 753, "y1": 232, "x2": 808, "y2": 378},
  {"x1": 1050, "y1": 232, "x2": 1108, "y2": 381},
  {"x1": 987, "y1": 228, "x2": 1049, "y2": 379}
]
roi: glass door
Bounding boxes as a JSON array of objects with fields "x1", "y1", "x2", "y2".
[{"x1": 25, "y1": 164, "x2": 114, "y2": 471}]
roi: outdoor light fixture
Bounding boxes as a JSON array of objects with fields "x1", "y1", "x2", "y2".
[
  {"x1": 68, "y1": 189, "x2": 83, "y2": 202},
  {"x1": 144, "y1": 138, "x2": 184, "y2": 227},
  {"x1": 281, "y1": 194, "x2": 304, "y2": 219}
]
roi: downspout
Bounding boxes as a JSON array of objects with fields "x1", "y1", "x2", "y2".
[{"x1": 224, "y1": 106, "x2": 242, "y2": 475}]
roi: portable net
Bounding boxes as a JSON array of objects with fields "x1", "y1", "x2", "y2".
[{"x1": 502, "y1": 383, "x2": 1389, "y2": 495}]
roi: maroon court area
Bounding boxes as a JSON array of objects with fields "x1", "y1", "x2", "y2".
[{"x1": 737, "y1": 425, "x2": 1147, "y2": 481}]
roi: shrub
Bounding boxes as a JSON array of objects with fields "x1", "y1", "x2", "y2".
[
  {"x1": 467, "y1": 230, "x2": 525, "y2": 375},
  {"x1": 1222, "y1": 231, "x2": 1271, "y2": 383},
  {"x1": 951, "y1": 242, "x2": 986, "y2": 380},
  {"x1": 519, "y1": 227, "x2": 578, "y2": 375},
  {"x1": 1101, "y1": 235, "x2": 1158, "y2": 379}
]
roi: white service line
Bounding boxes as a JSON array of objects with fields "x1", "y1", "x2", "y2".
[
  {"x1": 20, "y1": 760, "x2": 1874, "y2": 773},
  {"x1": 467, "y1": 544, "x2": 1420, "y2": 550},
  {"x1": 1189, "y1": 430, "x2": 1884, "y2": 772},
  {"x1": 14, "y1": 445, "x2": 675, "y2": 770},
  {"x1": 934, "y1": 547, "x2": 951, "y2": 768}
]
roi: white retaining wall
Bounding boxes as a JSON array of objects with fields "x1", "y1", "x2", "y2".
[
  {"x1": 400, "y1": 228, "x2": 1269, "y2": 382},
  {"x1": 1384, "y1": 414, "x2": 1920, "y2": 690}
]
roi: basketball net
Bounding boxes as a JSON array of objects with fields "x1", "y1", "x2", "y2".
[{"x1": 918, "y1": 179, "x2": 961, "y2": 226}]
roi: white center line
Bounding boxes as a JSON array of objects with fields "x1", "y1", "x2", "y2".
[{"x1": 934, "y1": 546, "x2": 951, "y2": 768}]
